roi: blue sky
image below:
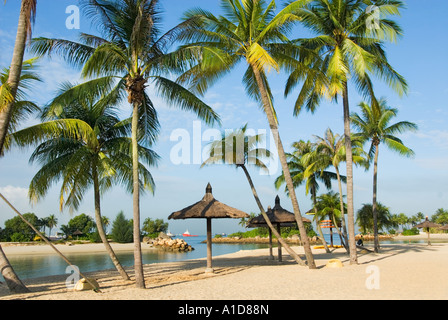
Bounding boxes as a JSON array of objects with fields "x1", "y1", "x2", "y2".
[{"x1": 0, "y1": 0, "x2": 447, "y2": 236}]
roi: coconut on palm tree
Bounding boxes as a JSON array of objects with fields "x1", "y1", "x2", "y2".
[
  {"x1": 351, "y1": 98, "x2": 417, "y2": 252},
  {"x1": 10, "y1": 79, "x2": 161, "y2": 281},
  {"x1": 179, "y1": 0, "x2": 318, "y2": 269},
  {"x1": 202, "y1": 124, "x2": 306, "y2": 265},
  {"x1": 31, "y1": 0, "x2": 220, "y2": 288},
  {"x1": 286, "y1": 0, "x2": 407, "y2": 264}
]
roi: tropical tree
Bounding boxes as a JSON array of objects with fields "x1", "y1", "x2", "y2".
[
  {"x1": 202, "y1": 124, "x2": 307, "y2": 265},
  {"x1": 310, "y1": 128, "x2": 366, "y2": 249},
  {"x1": 31, "y1": 0, "x2": 220, "y2": 288},
  {"x1": 351, "y1": 98, "x2": 417, "y2": 252},
  {"x1": 46, "y1": 214, "x2": 58, "y2": 237},
  {"x1": 181, "y1": 0, "x2": 318, "y2": 268},
  {"x1": 286, "y1": 0, "x2": 407, "y2": 264},
  {"x1": 111, "y1": 211, "x2": 133, "y2": 244},
  {"x1": 0, "y1": 0, "x2": 37, "y2": 152},
  {"x1": 10, "y1": 80, "x2": 160, "y2": 281},
  {"x1": 0, "y1": 0, "x2": 38, "y2": 290},
  {"x1": 432, "y1": 208, "x2": 448, "y2": 226},
  {"x1": 356, "y1": 203, "x2": 395, "y2": 234},
  {"x1": 315, "y1": 191, "x2": 346, "y2": 247},
  {"x1": 275, "y1": 140, "x2": 339, "y2": 252}
]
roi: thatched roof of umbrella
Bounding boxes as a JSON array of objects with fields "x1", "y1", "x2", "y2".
[
  {"x1": 247, "y1": 196, "x2": 310, "y2": 261},
  {"x1": 415, "y1": 217, "x2": 440, "y2": 229},
  {"x1": 439, "y1": 225, "x2": 448, "y2": 230},
  {"x1": 415, "y1": 217, "x2": 441, "y2": 246},
  {"x1": 169, "y1": 183, "x2": 249, "y2": 273},
  {"x1": 168, "y1": 183, "x2": 249, "y2": 220},
  {"x1": 72, "y1": 230, "x2": 83, "y2": 236},
  {"x1": 247, "y1": 196, "x2": 311, "y2": 228}
]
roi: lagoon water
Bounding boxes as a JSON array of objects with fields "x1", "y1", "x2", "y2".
[
  {"x1": 2, "y1": 234, "x2": 439, "y2": 281},
  {"x1": 3, "y1": 236, "x2": 269, "y2": 280}
]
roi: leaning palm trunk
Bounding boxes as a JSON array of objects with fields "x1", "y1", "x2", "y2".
[
  {"x1": 0, "y1": 1, "x2": 37, "y2": 292},
  {"x1": 372, "y1": 143, "x2": 380, "y2": 253},
  {"x1": 240, "y1": 165, "x2": 306, "y2": 266},
  {"x1": 0, "y1": 0, "x2": 35, "y2": 153},
  {"x1": 251, "y1": 65, "x2": 316, "y2": 269},
  {"x1": 0, "y1": 244, "x2": 29, "y2": 293},
  {"x1": 0, "y1": 193, "x2": 100, "y2": 292},
  {"x1": 92, "y1": 165, "x2": 130, "y2": 281},
  {"x1": 342, "y1": 83, "x2": 358, "y2": 265}
]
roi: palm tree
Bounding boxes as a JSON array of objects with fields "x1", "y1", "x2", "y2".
[
  {"x1": 286, "y1": 0, "x2": 407, "y2": 264},
  {"x1": 10, "y1": 80, "x2": 160, "y2": 281},
  {"x1": 315, "y1": 191, "x2": 346, "y2": 247},
  {"x1": 311, "y1": 128, "x2": 366, "y2": 249},
  {"x1": 31, "y1": 0, "x2": 220, "y2": 288},
  {"x1": 0, "y1": 58, "x2": 41, "y2": 155},
  {"x1": 180, "y1": 0, "x2": 317, "y2": 269},
  {"x1": 202, "y1": 124, "x2": 306, "y2": 265},
  {"x1": 0, "y1": 0, "x2": 37, "y2": 153},
  {"x1": 356, "y1": 203, "x2": 395, "y2": 235},
  {"x1": 47, "y1": 214, "x2": 58, "y2": 237},
  {"x1": 0, "y1": 52, "x2": 40, "y2": 293},
  {"x1": 275, "y1": 140, "x2": 339, "y2": 252},
  {"x1": 351, "y1": 98, "x2": 417, "y2": 252}
]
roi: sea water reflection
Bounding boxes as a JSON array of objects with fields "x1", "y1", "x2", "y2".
[{"x1": 4, "y1": 237, "x2": 269, "y2": 280}]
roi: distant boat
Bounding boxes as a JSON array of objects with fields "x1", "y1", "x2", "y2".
[
  {"x1": 166, "y1": 230, "x2": 175, "y2": 237},
  {"x1": 182, "y1": 230, "x2": 198, "y2": 237}
]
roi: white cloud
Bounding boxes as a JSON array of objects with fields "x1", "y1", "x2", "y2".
[{"x1": 0, "y1": 185, "x2": 29, "y2": 204}]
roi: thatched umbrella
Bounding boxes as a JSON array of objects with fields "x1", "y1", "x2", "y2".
[
  {"x1": 439, "y1": 225, "x2": 448, "y2": 231},
  {"x1": 72, "y1": 230, "x2": 83, "y2": 240},
  {"x1": 248, "y1": 196, "x2": 311, "y2": 262},
  {"x1": 168, "y1": 183, "x2": 249, "y2": 273},
  {"x1": 415, "y1": 217, "x2": 441, "y2": 245}
]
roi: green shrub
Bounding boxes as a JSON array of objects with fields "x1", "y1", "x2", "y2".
[
  {"x1": 402, "y1": 228, "x2": 419, "y2": 236},
  {"x1": 10, "y1": 232, "x2": 30, "y2": 242},
  {"x1": 111, "y1": 211, "x2": 133, "y2": 243}
]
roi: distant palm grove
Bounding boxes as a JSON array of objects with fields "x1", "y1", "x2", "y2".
[{"x1": 2, "y1": 0, "x2": 439, "y2": 294}]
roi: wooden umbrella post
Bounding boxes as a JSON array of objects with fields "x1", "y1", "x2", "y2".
[
  {"x1": 169, "y1": 184, "x2": 250, "y2": 274},
  {"x1": 268, "y1": 228, "x2": 274, "y2": 260},
  {"x1": 276, "y1": 224, "x2": 283, "y2": 262},
  {"x1": 206, "y1": 218, "x2": 214, "y2": 274}
]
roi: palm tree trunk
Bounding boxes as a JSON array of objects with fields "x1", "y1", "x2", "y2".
[
  {"x1": 335, "y1": 166, "x2": 349, "y2": 252},
  {"x1": 342, "y1": 82, "x2": 358, "y2": 265},
  {"x1": 0, "y1": 244, "x2": 29, "y2": 293},
  {"x1": 240, "y1": 165, "x2": 306, "y2": 266},
  {"x1": 312, "y1": 187, "x2": 330, "y2": 253},
  {"x1": 0, "y1": 0, "x2": 34, "y2": 153},
  {"x1": 372, "y1": 144, "x2": 380, "y2": 253},
  {"x1": 131, "y1": 101, "x2": 145, "y2": 289},
  {"x1": 0, "y1": 192, "x2": 100, "y2": 293},
  {"x1": 92, "y1": 164, "x2": 131, "y2": 281},
  {"x1": 251, "y1": 65, "x2": 316, "y2": 269}
]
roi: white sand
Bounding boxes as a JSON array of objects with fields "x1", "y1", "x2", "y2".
[{"x1": 1, "y1": 241, "x2": 448, "y2": 300}]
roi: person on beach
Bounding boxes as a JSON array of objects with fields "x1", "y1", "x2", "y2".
[{"x1": 357, "y1": 235, "x2": 364, "y2": 247}]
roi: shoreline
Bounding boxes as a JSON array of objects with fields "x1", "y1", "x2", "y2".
[
  {"x1": 1, "y1": 242, "x2": 448, "y2": 300},
  {"x1": 2, "y1": 231, "x2": 448, "y2": 256},
  {"x1": 1, "y1": 242, "x2": 158, "y2": 256}
]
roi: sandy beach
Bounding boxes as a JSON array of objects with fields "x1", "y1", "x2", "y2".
[{"x1": 1, "y1": 236, "x2": 448, "y2": 301}]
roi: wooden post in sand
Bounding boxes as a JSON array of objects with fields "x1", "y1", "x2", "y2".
[
  {"x1": 206, "y1": 218, "x2": 214, "y2": 273},
  {"x1": 276, "y1": 224, "x2": 283, "y2": 262}
]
